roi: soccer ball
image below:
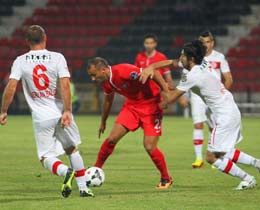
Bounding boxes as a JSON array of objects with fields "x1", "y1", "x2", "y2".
[{"x1": 85, "y1": 167, "x2": 105, "y2": 187}]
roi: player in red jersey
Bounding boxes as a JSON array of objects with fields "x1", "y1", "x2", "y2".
[
  {"x1": 135, "y1": 34, "x2": 188, "y2": 108},
  {"x1": 87, "y1": 57, "x2": 172, "y2": 189},
  {"x1": 135, "y1": 34, "x2": 174, "y2": 89}
]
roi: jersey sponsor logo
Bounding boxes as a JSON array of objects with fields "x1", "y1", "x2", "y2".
[
  {"x1": 26, "y1": 54, "x2": 51, "y2": 63},
  {"x1": 130, "y1": 71, "x2": 139, "y2": 80}
]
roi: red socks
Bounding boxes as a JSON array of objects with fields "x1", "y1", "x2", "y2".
[
  {"x1": 148, "y1": 148, "x2": 171, "y2": 179},
  {"x1": 94, "y1": 140, "x2": 171, "y2": 180},
  {"x1": 94, "y1": 139, "x2": 116, "y2": 168}
]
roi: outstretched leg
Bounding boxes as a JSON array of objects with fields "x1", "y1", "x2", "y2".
[{"x1": 94, "y1": 123, "x2": 128, "y2": 168}]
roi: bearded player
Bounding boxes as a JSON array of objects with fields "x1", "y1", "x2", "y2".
[{"x1": 140, "y1": 40, "x2": 260, "y2": 190}]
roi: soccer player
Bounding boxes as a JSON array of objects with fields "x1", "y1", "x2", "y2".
[
  {"x1": 135, "y1": 34, "x2": 174, "y2": 89},
  {"x1": 140, "y1": 40, "x2": 260, "y2": 190},
  {"x1": 135, "y1": 34, "x2": 188, "y2": 108},
  {"x1": 0, "y1": 25, "x2": 93, "y2": 197},
  {"x1": 188, "y1": 31, "x2": 233, "y2": 168},
  {"x1": 87, "y1": 57, "x2": 173, "y2": 189}
]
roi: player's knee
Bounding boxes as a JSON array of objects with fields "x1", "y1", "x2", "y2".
[
  {"x1": 194, "y1": 123, "x2": 203, "y2": 129},
  {"x1": 206, "y1": 156, "x2": 214, "y2": 164},
  {"x1": 40, "y1": 157, "x2": 46, "y2": 167},
  {"x1": 144, "y1": 143, "x2": 155, "y2": 152},
  {"x1": 64, "y1": 146, "x2": 77, "y2": 155},
  {"x1": 206, "y1": 152, "x2": 216, "y2": 164},
  {"x1": 107, "y1": 136, "x2": 119, "y2": 144}
]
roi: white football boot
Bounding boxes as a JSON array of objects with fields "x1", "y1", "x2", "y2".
[{"x1": 235, "y1": 177, "x2": 257, "y2": 190}]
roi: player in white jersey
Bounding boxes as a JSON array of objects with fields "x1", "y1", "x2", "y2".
[
  {"x1": 0, "y1": 25, "x2": 94, "y2": 197},
  {"x1": 140, "y1": 40, "x2": 260, "y2": 190},
  {"x1": 189, "y1": 31, "x2": 233, "y2": 168}
]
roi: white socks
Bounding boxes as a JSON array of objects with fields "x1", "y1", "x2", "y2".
[
  {"x1": 224, "y1": 149, "x2": 258, "y2": 166},
  {"x1": 43, "y1": 157, "x2": 68, "y2": 176},
  {"x1": 43, "y1": 152, "x2": 88, "y2": 191},
  {"x1": 213, "y1": 158, "x2": 253, "y2": 182},
  {"x1": 193, "y1": 129, "x2": 204, "y2": 159},
  {"x1": 69, "y1": 151, "x2": 87, "y2": 191}
]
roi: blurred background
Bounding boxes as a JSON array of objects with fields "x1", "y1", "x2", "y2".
[{"x1": 0, "y1": 0, "x2": 260, "y2": 116}]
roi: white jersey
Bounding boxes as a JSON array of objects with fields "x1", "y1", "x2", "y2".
[
  {"x1": 204, "y1": 50, "x2": 230, "y2": 80},
  {"x1": 177, "y1": 60, "x2": 237, "y2": 117},
  {"x1": 10, "y1": 49, "x2": 70, "y2": 122}
]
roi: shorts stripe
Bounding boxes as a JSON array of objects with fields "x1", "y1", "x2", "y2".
[{"x1": 211, "y1": 126, "x2": 217, "y2": 145}]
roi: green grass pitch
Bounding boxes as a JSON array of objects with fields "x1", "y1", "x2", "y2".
[{"x1": 0, "y1": 116, "x2": 260, "y2": 210}]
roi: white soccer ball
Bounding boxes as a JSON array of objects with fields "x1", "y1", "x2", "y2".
[{"x1": 85, "y1": 167, "x2": 105, "y2": 187}]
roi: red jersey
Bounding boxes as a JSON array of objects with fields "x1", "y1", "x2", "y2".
[
  {"x1": 102, "y1": 64, "x2": 160, "y2": 103},
  {"x1": 135, "y1": 51, "x2": 170, "y2": 76}
]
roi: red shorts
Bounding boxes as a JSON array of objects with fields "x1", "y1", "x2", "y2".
[{"x1": 115, "y1": 98, "x2": 163, "y2": 136}]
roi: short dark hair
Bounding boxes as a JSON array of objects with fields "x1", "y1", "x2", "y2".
[
  {"x1": 25, "y1": 25, "x2": 45, "y2": 45},
  {"x1": 199, "y1": 30, "x2": 214, "y2": 40},
  {"x1": 143, "y1": 33, "x2": 158, "y2": 42},
  {"x1": 182, "y1": 40, "x2": 206, "y2": 65},
  {"x1": 87, "y1": 57, "x2": 109, "y2": 70}
]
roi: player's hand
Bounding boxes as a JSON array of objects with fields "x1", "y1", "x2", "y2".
[
  {"x1": 172, "y1": 59, "x2": 181, "y2": 68},
  {"x1": 0, "y1": 112, "x2": 7, "y2": 125},
  {"x1": 139, "y1": 67, "x2": 154, "y2": 84},
  {"x1": 98, "y1": 122, "x2": 106, "y2": 139},
  {"x1": 61, "y1": 111, "x2": 72, "y2": 128},
  {"x1": 159, "y1": 91, "x2": 169, "y2": 109}
]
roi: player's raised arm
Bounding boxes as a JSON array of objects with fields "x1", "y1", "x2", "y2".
[
  {"x1": 139, "y1": 59, "x2": 179, "y2": 84},
  {"x1": 0, "y1": 79, "x2": 18, "y2": 125},
  {"x1": 99, "y1": 93, "x2": 115, "y2": 138},
  {"x1": 60, "y1": 77, "x2": 72, "y2": 127}
]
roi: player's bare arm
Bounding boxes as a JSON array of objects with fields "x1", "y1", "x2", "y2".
[
  {"x1": 140, "y1": 59, "x2": 179, "y2": 84},
  {"x1": 168, "y1": 89, "x2": 185, "y2": 104},
  {"x1": 0, "y1": 79, "x2": 18, "y2": 125},
  {"x1": 151, "y1": 70, "x2": 170, "y2": 109},
  {"x1": 163, "y1": 72, "x2": 175, "y2": 90},
  {"x1": 60, "y1": 77, "x2": 72, "y2": 127},
  {"x1": 222, "y1": 72, "x2": 233, "y2": 90},
  {"x1": 99, "y1": 92, "x2": 115, "y2": 138}
]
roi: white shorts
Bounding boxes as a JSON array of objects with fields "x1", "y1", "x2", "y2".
[
  {"x1": 33, "y1": 117, "x2": 81, "y2": 160},
  {"x1": 207, "y1": 106, "x2": 243, "y2": 153}
]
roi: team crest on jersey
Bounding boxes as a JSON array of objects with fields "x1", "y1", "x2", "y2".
[
  {"x1": 130, "y1": 71, "x2": 139, "y2": 80},
  {"x1": 181, "y1": 73, "x2": 187, "y2": 82}
]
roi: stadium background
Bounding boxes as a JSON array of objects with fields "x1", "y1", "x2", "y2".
[{"x1": 0, "y1": 0, "x2": 260, "y2": 116}]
